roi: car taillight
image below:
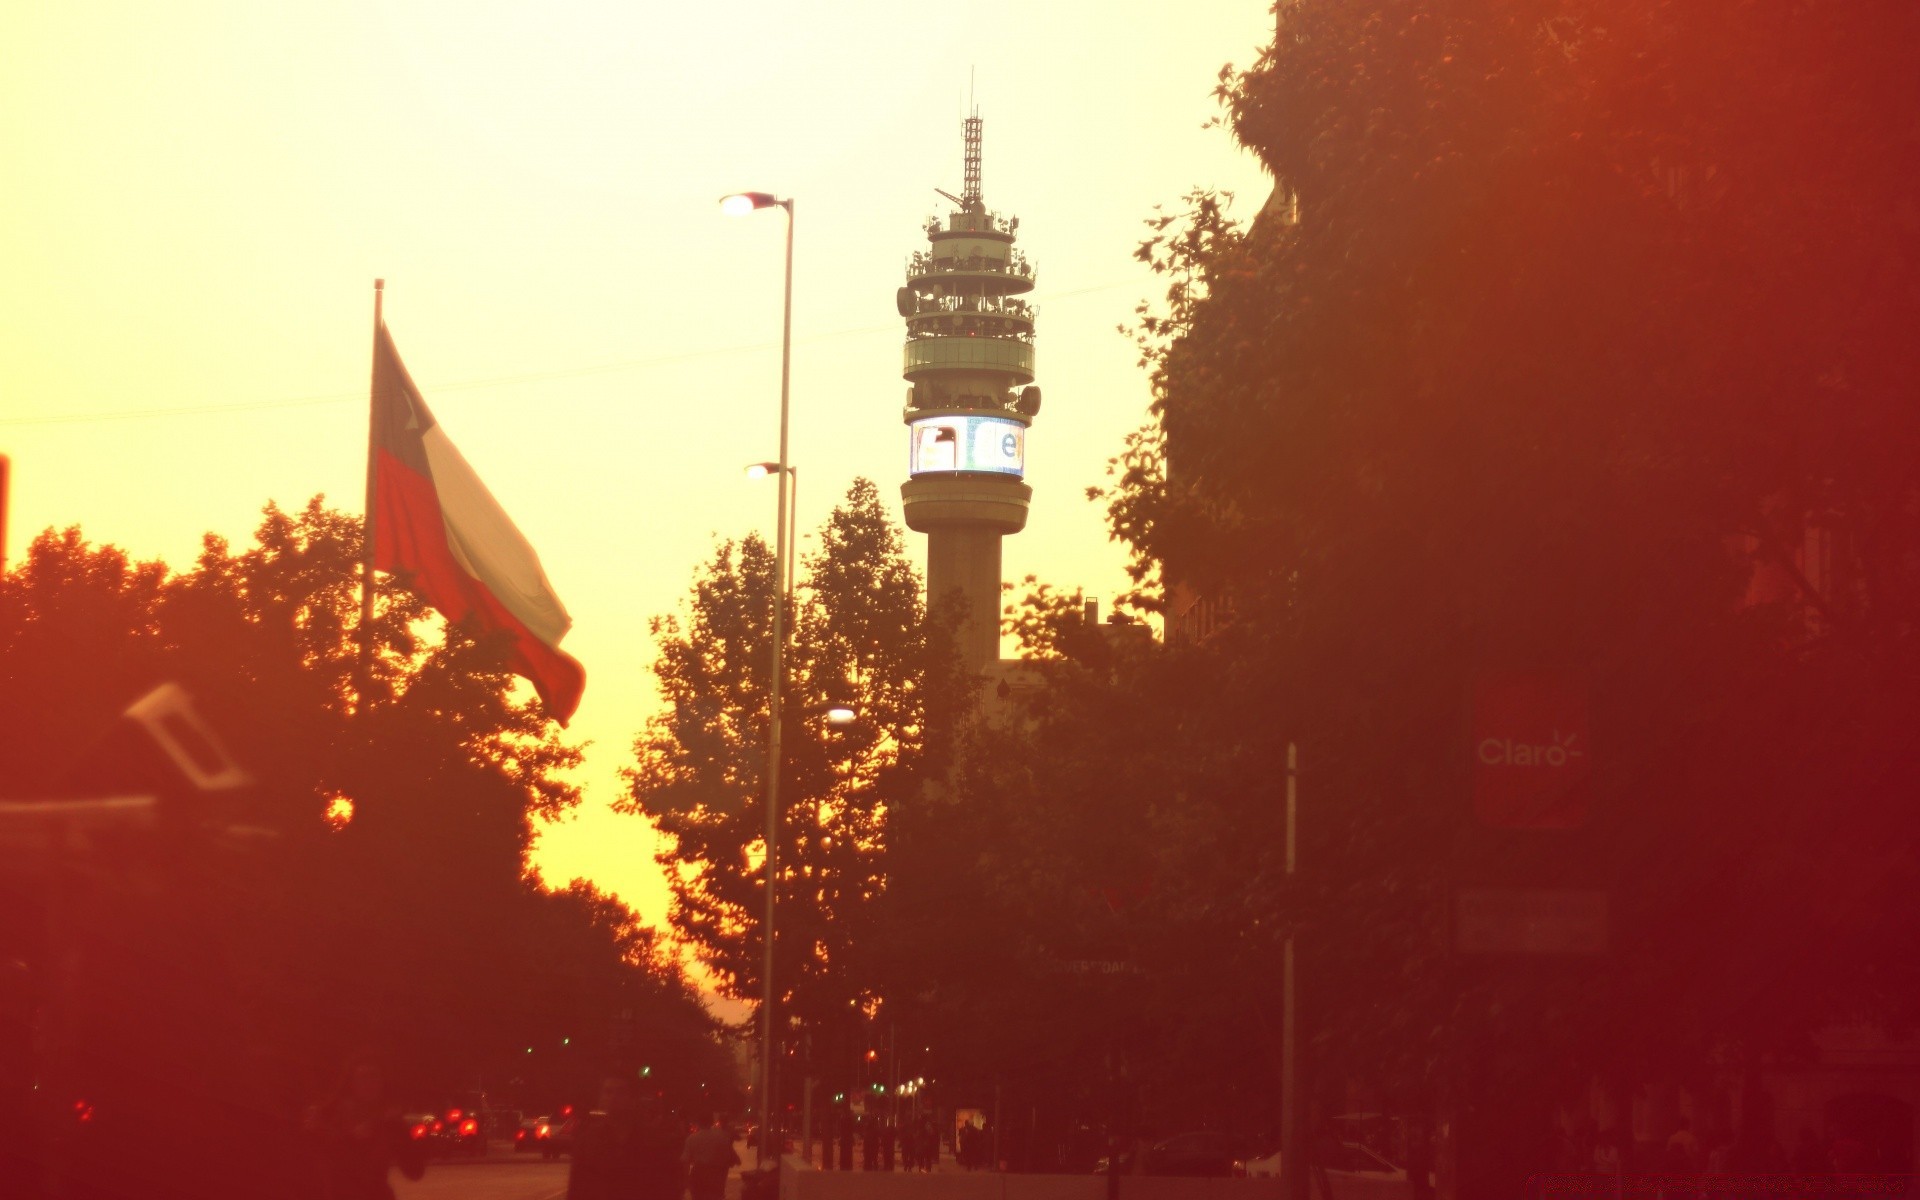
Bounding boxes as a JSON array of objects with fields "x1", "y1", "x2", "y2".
[
  {"x1": 538, "y1": 1124, "x2": 551, "y2": 1137},
  {"x1": 412, "y1": 1124, "x2": 429, "y2": 1139},
  {"x1": 461, "y1": 1119, "x2": 478, "y2": 1136}
]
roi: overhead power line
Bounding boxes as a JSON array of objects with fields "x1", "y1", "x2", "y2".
[{"x1": 0, "y1": 280, "x2": 1137, "y2": 429}]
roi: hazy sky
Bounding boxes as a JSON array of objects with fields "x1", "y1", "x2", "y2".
[{"x1": 1, "y1": 0, "x2": 1271, "y2": 954}]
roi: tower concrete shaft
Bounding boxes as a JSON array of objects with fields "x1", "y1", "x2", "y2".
[{"x1": 898, "y1": 115, "x2": 1039, "y2": 670}]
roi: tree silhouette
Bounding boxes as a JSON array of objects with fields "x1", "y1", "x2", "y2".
[
  {"x1": 1081, "y1": 0, "x2": 1920, "y2": 1189},
  {"x1": 623, "y1": 478, "x2": 960, "y2": 1071},
  {"x1": 0, "y1": 499, "x2": 723, "y2": 1196}
]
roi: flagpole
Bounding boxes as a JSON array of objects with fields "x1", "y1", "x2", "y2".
[{"x1": 359, "y1": 278, "x2": 384, "y2": 713}]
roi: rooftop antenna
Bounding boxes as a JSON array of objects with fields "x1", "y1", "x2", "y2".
[{"x1": 962, "y1": 107, "x2": 983, "y2": 211}]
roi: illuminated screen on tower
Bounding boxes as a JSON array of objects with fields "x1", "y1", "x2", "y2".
[{"x1": 908, "y1": 414, "x2": 1025, "y2": 478}]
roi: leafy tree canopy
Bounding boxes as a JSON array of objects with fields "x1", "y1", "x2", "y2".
[
  {"x1": 0, "y1": 499, "x2": 723, "y2": 1179},
  {"x1": 903, "y1": 0, "x2": 1920, "y2": 1171},
  {"x1": 623, "y1": 478, "x2": 961, "y2": 1040}
]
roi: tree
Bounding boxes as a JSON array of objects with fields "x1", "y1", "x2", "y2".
[
  {"x1": 0, "y1": 500, "x2": 723, "y2": 1194},
  {"x1": 623, "y1": 478, "x2": 958, "y2": 1083},
  {"x1": 0, "y1": 526, "x2": 167, "y2": 797},
  {"x1": 857, "y1": 581, "x2": 1307, "y2": 1165},
  {"x1": 513, "y1": 879, "x2": 736, "y2": 1113},
  {"x1": 1090, "y1": 0, "x2": 1920, "y2": 1190}
]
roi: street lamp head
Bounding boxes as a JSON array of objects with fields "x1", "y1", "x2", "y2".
[
  {"x1": 793, "y1": 699, "x2": 859, "y2": 726},
  {"x1": 744, "y1": 462, "x2": 780, "y2": 479},
  {"x1": 721, "y1": 192, "x2": 784, "y2": 216}
]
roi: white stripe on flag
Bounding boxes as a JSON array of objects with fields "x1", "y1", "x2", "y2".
[{"x1": 420, "y1": 425, "x2": 573, "y2": 648}]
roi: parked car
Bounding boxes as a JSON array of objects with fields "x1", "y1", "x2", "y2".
[
  {"x1": 1244, "y1": 1140, "x2": 1408, "y2": 1189},
  {"x1": 1096, "y1": 1132, "x2": 1257, "y2": 1177}
]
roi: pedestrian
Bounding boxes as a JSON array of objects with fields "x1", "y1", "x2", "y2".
[
  {"x1": 918, "y1": 1117, "x2": 939, "y2": 1172},
  {"x1": 862, "y1": 1116, "x2": 879, "y2": 1170},
  {"x1": 1664, "y1": 1117, "x2": 1700, "y2": 1174},
  {"x1": 1831, "y1": 1131, "x2": 1871, "y2": 1174},
  {"x1": 1311, "y1": 1117, "x2": 1339, "y2": 1200},
  {"x1": 1407, "y1": 1120, "x2": 1435, "y2": 1200},
  {"x1": 1593, "y1": 1129, "x2": 1625, "y2": 1200},
  {"x1": 682, "y1": 1112, "x2": 740, "y2": 1200},
  {"x1": 882, "y1": 1120, "x2": 897, "y2": 1171},
  {"x1": 1788, "y1": 1127, "x2": 1827, "y2": 1175},
  {"x1": 303, "y1": 1053, "x2": 426, "y2": 1200},
  {"x1": 568, "y1": 1076, "x2": 683, "y2": 1200}
]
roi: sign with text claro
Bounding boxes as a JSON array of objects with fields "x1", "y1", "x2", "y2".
[{"x1": 1471, "y1": 671, "x2": 1591, "y2": 829}]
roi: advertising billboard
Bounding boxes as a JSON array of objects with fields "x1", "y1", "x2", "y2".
[
  {"x1": 908, "y1": 414, "x2": 1025, "y2": 478},
  {"x1": 1472, "y1": 671, "x2": 1591, "y2": 829}
]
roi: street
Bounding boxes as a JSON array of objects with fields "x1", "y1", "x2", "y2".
[
  {"x1": 394, "y1": 1160, "x2": 568, "y2": 1200},
  {"x1": 391, "y1": 1153, "x2": 761, "y2": 1200}
]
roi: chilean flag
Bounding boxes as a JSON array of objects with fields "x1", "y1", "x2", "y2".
[{"x1": 369, "y1": 324, "x2": 585, "y2": 724}]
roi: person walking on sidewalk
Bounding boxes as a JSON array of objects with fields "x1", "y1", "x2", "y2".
[
  {"x1": 916, "y1": 1117, "x2": 939, "y2": 1172},
  {"x1": 568, "y1": 1078, "x2": 683, "y2": 1200},
  {"x1": 303, "y1": 1054, "x2": 427, "y2": 1200},
  {"x1": 683, "y1": 1113, "x2": 740, "y2": 1200}
]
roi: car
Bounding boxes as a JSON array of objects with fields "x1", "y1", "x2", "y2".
[
  {"x1": 1244, "y1": 1140, "x2": 1409, "y2": 1191},
  {"x1": 1095, "y1": 1132, "x2": 1257, "y2": 1177},
  {"x1": 429, "y1": 1106, "x2": 486, "y2": 1159},
  {"x1": 403, "y1": 1112, "x2": 440, "y2": 1147},
  {"x1": 516, "y1": 1109, "x2": 577, "y2": 1156},
  {"x1": 541, "y1": 1111, "x2": 590, "y2": 1160},
  {"x1": 487, "y1": 1109, "x2": 524, "y2": 1141},
  {"x1": 514, "y1": 1115, "x2": 547, "y2": 1154}
]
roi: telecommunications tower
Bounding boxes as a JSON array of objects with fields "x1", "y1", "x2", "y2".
[{"x1": 897, "y1": 114, "x2": 1041, "y2": 670}]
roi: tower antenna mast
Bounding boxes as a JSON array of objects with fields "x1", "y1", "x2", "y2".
[
  {"x1": 962, "y1": 112, "x2": 983, "y2": 211},
  {"x1": 898, "y1": 114, "x2": 1039, "y2": 670}
]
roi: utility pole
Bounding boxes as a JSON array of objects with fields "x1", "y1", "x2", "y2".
[
  {"x1": 1, "y1": 453, "x2": 11, "y2": 570},
  {"x1": 1279, "y1": 742, "x2": 1308, "y2": 1200},
  {"x1": 802, "y1": 1029, "x2": 814, "y2": 1168}
]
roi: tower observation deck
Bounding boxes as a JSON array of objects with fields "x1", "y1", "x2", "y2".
[{"x1": 898, "y1": 114, "x2": 1041, "y2": 670}]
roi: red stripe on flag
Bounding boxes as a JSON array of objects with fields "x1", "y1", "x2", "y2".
[{"x1": 372, "y1": 448, "x2": 585, "y2": 724}]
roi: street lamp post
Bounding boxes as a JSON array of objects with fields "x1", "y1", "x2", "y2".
[
  {"x1": 746, "y1": 463, "x2": 798, "y2": 599},
  {"x1": 723, "y1": 191, "x2": 794, "y2": 1171}
]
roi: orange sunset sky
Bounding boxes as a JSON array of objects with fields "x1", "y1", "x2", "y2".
[{"x1": 1, "y1": 0, "x2": 1271, "y2": 970}]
